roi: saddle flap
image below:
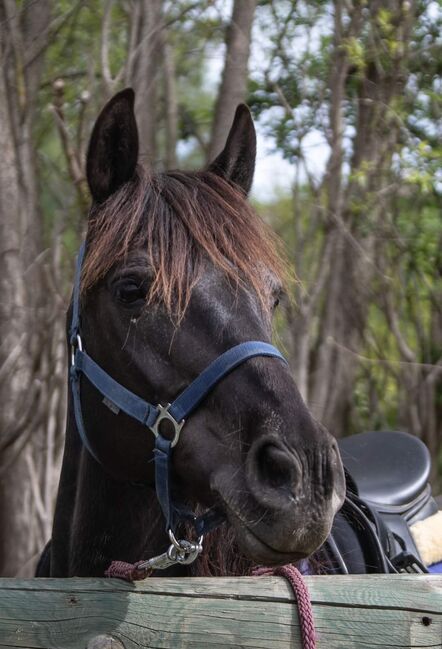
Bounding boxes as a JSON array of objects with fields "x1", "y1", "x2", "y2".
[{"x1": 338, "y1": 430, "x2": 431, "y2": 510}]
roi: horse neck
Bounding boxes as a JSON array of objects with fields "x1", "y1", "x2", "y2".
[{"x1": 51, "y1": 401, "x2": 179, "y2": 576}]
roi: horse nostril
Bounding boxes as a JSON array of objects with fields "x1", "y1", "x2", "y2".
[{"x1": 257, "y1": 443, "x2": 293, "y2": 490}]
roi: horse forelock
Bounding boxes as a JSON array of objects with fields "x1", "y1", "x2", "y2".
[{"x1": 81, "y1": 165, "x2": 288, "y2": 317}]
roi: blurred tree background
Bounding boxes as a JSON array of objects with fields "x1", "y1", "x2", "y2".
[{"x1": 0, "y1": 0, "x2": 440, "y2": 576}]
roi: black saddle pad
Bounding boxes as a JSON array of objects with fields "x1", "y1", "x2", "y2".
[{"x1": 338, "y1": 430, "x2": 431, "y2": 508}]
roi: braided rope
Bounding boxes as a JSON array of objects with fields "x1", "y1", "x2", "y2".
[
  {"x1": 105, "y1": 560, "x2": 151, "y2": 581},
  {"x1": 252, "y1": 564, "x2": 316, "y2": 649}
]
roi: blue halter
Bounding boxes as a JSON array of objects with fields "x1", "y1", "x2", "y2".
[{"x1": 69, "y1": 243, "x2": 287, "y2": 539}]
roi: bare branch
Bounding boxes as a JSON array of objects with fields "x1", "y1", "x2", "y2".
[
  {"x1": 50, "y1": 79, "x2": 89, "y2": 211},
  {"x1": 0, "y1": 333, "x2": 26, "y2": 385},
  {"x1": 327, "y1": 338, "x2": 440, "y2": 371},
  {"x1": 25, "y1": 449, "x2": 48, "y2": 529},
  {"x1": 385, "y1": 295, "x2": 416, "y2": 364}
]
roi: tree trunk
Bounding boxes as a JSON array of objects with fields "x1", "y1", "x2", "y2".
[
  {"x1": 163, "y1": 39, "x2": 178, "y2": 169},
  {"x1": 0, "y1": 0, "x2": 52, "y2": 577},
  {"x1": 131, "y1": 0, "x2": 164, "y2": 166},
  {"x1": 207, "y1": 0, "x2": 257, "y2": 162},
  {"x1": 308, "y1": 0, "x2": 417, "y2": 436}
]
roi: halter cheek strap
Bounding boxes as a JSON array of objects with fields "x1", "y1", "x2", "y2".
[{"x1": 69, "y1": 243, "x2": 287, "y2": 538}]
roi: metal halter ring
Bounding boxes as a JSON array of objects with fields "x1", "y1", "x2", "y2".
[
  {"x1": 168, "y1": 529, "x2": 203, "y2": 551},
  {"x1": 167, "y1": 529, "x2": 203, "y2": 565},
  {"x1": 71, "y1": 334, "x2": 83, "y2": 366},
  {"x1": 149, "y1": 403, "x2": 185, "y2": 447}
]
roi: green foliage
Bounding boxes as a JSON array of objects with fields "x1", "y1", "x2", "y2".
[{"x1": 342, "y1": 37, "x2": 366, "y2": 74}]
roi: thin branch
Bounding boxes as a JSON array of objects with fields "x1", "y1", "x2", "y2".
[
  {"x1": 385, "y1": 294, "x2": 416, "y2": 364},
  {"x1": 25, "y1": 449, "x2": 49, "y2": 528},
  {"x1": 24, "y1": 0, "x2": 85, "y2": 71},
  {"x1": 0, "y1": 333, "x2": 26, "y2": 385},
  {"x1": 116, "y1": 0, "x2": 202, "y2": 88},
  {"x1": 328, "y1": 338, "x2": 440, "y2": 371},
  {"x1": 76, "y1": 89, "x2": 91, "y2": 161},
  {"x1": 51, "y1": 79, "x2": 89, "y2": 210}
]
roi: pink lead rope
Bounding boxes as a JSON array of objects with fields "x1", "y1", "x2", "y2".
[
  {"x1": 252, "y1": 564, "x2": 317, "y2": 649},
  {"x1": 106, "y1": 560, "x2": 317, "y2": 649}
]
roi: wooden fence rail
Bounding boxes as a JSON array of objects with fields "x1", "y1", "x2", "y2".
[{"x1": 0, "y1": 575, "x2": 441, "y2": 648}]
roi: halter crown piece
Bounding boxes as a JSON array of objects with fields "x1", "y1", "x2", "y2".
[{"x1": 69, "y1": 243, "x2": 287, "y2": 570}]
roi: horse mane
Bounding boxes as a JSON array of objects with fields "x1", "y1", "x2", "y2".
[{"x1": 82, "y1": 165, "x2": 287, "y2": 317}]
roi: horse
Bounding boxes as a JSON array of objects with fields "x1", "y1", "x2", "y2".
[{"x1": 37, "y1": 89, "x2": 345, "y2": 578}]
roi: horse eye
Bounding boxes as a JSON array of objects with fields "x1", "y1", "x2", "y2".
[
  {"x1": 115, "y1": 279, "x2": 147, "y2": 305},
  {"x1": 272, "y1": 292, "x2": 282, "y2": 310}
]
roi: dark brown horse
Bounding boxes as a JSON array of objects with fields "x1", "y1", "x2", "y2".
[{"x1": 37, "y1": 89, "x2": 345, "y2": 578}]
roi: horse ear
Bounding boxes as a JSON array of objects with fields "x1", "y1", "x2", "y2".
[
  {"x1": 208, "y1": 104, "x2": 256, "y2": 195},
  {"x1": 86, "y1": 88, "x2": 139, "y2": 204}
]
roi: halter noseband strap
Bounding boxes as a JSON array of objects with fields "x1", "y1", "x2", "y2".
[{"x1": 69, "y1": 243, "x2": 287, "y2": 540}]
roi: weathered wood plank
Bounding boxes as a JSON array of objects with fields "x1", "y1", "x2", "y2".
[{"x1": 0, "y1": 575, "x2": 441, "y2": 649}]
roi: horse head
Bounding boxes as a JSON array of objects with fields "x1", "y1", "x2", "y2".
[{"x1": 67, "y1": 89, "x2": 345, "y2": 571}]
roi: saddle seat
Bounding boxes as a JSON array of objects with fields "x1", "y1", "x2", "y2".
[
  {"x1": 325, "y1": 430, "x2": 438, "y2": 574},
  {"x1": 338, "y1": 430, "x2": 431, "y2": 512}
]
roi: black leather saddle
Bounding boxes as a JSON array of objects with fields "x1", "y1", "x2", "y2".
[
  {"x1": 322, "y1": 430, "x2": 438, "y2": 574},
  {"x1": 338, "y1": 430, "x2": 433, "y2": 517}
]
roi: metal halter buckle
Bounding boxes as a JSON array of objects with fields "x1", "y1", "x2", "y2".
[
  {"x1": 149, "y1": 403, "x2": 185, "y2": 447},
  {"x1": 71, "y1": 334, "x2": 83, "y2": 366}
]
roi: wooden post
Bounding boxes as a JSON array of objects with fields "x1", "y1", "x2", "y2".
[{"x1": 0, "y1": 575, "x2": 441, "y2": 648}]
